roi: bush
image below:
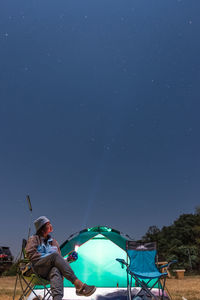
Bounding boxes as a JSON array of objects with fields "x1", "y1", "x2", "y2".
[{"x1": 2, "y1": 263, "x2": 17, "y2": 276}]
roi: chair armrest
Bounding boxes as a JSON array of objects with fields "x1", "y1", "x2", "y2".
[
  {"x1": 168, "y1": 260, "x2": 178, "y2": 268},
  {"x1": 159, "y1": 260, "x2": 178, "y2": 270},
  {"x1": 116, "y1": 258, "x2": 128, "y2": 268},
  {"x1": 159, "y1": 263, "x2": 168, "y2": 269}
]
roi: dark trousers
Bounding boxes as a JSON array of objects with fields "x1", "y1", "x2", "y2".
[{"x1": 33, "y1": 252, "x2": 77, "y2": 300}]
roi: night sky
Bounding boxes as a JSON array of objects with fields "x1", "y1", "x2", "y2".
[{"x1": 0, "y1": 0, "x2": 200, "y2": 258}]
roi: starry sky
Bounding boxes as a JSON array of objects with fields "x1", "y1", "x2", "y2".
[{"x1": 0, "y1": 0, "x2": 200, "y2": 258}]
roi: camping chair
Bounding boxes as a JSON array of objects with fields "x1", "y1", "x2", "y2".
[
  {"x1": 13, "y1": 239, "x2": 52, "y2": 300},
  {"x1": 116, "y1": 241, "x2": 176, "y2": 300}
]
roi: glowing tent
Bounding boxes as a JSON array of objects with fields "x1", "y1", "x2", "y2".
[{"x1": 60, "y1": 226, "x2": 131, "y2": 288}]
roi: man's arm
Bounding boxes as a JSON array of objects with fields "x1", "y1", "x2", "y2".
[
  {"x1": 52, "y1": 239, "x2": 61, "y2": 255},
  {"x1": 25, "y1": 235, "x2": 41, "y2": 262}
]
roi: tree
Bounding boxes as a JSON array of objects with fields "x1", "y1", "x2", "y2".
[
  {"x1": 142, "y1": 226, "x2": 160, "y2": 242},
  {"x1": 142, "y1": 211, "x2": 200, "y2": 273}
]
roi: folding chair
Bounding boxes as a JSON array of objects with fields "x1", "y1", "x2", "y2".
[
  {"x1": 13, "y1": 239, "x2": 52, "y2": 300},
  {"x1": 116, "y1": 241, "x2": 176, "y2": 300}
]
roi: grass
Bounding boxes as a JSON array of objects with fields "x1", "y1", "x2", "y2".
[
  {"x1": 1, "y1": 275, "x2": 200, "y2": 300},
  {"x1": 166, "y1": 276, "x2": 200, "y2": 300},
  {"x1": 0, "y1": 276, "x2": 20, "y2": 300}
]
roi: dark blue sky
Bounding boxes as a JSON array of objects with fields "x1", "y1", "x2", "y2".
[{"x1": 0, "y1": 0, "x2": 200, "y2": 258}]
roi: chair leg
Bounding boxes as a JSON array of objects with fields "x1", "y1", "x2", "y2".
[
  {"x1": 147, "y1": 277, "x2": 170, "y2": 300},
  {"x1": 33, "y1": 274, "x2": 52, "y2": 300},
  {"x1": 14, "y1": 271, "x2": 52, "y2": 300},
  {"x1": 132, "y1": 276, "x2": 158, "y2": 300},
  {"x1": 127, "y1": 272, "x2": 131, "y2": 300},
  {"x1": 13, "y1": 274, "x2": 19, "y2": 300},
  {"x1": 18, "y1": 275, "x2": 42, "y2": 300},
  {"x1": 41, "y1": 285, "x2": 52, "y2": 300},
  {"x1": 161, "y1": 278, "x2": 166, "y2": 300},
  {"x1": 19, "y1": 275, "x2": 27, "y2": 300}
]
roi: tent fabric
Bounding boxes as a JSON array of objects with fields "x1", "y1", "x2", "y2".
[
  {"x1": 59, "y1": 226, "x2": 132, "y2": 288},
  {"x1": 60, "y1": 226, "x2": 130, "y2": 256}
]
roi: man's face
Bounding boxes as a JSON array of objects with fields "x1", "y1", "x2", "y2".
[{"x1": 44, "y1": 221, "x2": 53, "y2": 235}]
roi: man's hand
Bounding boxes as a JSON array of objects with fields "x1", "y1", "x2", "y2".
[{"x1": 66, "y1": 251, "x2": 78, "y2": 263}]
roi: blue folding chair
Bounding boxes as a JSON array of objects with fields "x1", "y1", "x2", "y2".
[{"x1": 116, "y1": 241, "x2": 176, "y2": 300}]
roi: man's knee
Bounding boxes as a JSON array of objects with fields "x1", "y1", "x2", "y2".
[
  {"x1": 49, "y1": 252, "x2": 60, "y2": 262},
  {"x1": 49, "y1": 266, "x2": 62, "y2": 278}
]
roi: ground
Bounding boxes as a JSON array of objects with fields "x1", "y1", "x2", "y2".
[{"x1": 1, "y1": 276, "x2": 200, "y2": 300}]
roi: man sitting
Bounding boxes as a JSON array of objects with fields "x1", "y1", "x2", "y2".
[{"x1": 26, "y1": 216, "x2": 96, "y2": 300}]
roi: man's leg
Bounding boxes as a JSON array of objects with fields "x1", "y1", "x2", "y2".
[
  {"x1": 33, "y1": 253, "x2": 96, "y2": 296},
  {"x1": 50, "y1": 254, "x2": 96, "y2": 296},
  {"x1": 50, "y1": 253, "x2": 78, "y2": 283},
  {"x1": 48, "y1": 267, "x2": 63, "y2": 300},
  {"x1": 33, "y1": 253, "x2": 78, "y2": 285}
]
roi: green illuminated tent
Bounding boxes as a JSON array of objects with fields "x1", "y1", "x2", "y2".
[{"x1": 60, "y1": 226, "x2": 132, "y2": 288}]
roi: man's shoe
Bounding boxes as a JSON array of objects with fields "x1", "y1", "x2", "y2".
[
  {"x1": 32, "y1": 296, "x2": 43, "y2": 300},
  {"x1": 76, "y1": 284, "x2": 96, "y2": 296}
]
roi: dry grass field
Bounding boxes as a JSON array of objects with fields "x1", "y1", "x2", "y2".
[
  {"x1": 166, "y1": 276, "x2": 200, "y2": 300},
  {"x1": 0, "y1": 276, "x2": 19, "y2": 300},
  {"x1": 0, "y1": 276, "x2": 200, "y2": 300}
]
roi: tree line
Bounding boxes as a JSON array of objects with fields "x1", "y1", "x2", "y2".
[{"x1": 142, "y1": 207, "x2": 200, "y2": 273}]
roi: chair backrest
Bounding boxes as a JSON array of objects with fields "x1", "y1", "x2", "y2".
[
  {"x1": 21, "y1": 239, "x2": 27, "y2": 259},
  {"x1": 127, "y1": 241, "x2": 158, "y2": 274}
]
